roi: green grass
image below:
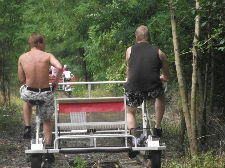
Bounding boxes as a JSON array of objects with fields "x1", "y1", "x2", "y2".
[
  {"x1": 162, "y1": 151, "x2": 225, "y2": 168},
  {"x1": 69, "y1": 84, "x2": 124, "y2": 98},
  {"x1": 69, "y1": 157, "x2": 88, "y2": 168},
  {"x1": 0, "y1": 96, "x2": 23, "y2": 135}
]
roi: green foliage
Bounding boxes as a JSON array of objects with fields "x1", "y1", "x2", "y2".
[
  {"x1": 0, "y1": 97, "x2": 23, "y2": 135},
  {"x1": 1, "y1": 0, "x2": 224, "y2": 85},
  {"x1": 0, "y1": 0, "x2": 26, "y2": 104},
  {"x1": 69, "y1": 83, "x2": 124, "y2": 98},
  {"x1": 84, "y1": 25, "x2": 127, "y2": 81},
  {"x1": 162, "y1": 152, "x2": 225, "y2": 168},
  {"x1": 70, "y1": 157, "x2": 88, "y2": 168},
  {"x1": 148, "y1": 11, "x2": 177, "y2": 81},
  {"x1": 70, "y1": 85, "x2": 89, "y2": 98}
]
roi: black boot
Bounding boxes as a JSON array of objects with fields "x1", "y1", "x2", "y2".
[
  {"x1": 153, "y1": 128, "x2": 162, "y2": 138},
  {"x1": 23, "y1": 126, "x2": 31, "y2": 139}
]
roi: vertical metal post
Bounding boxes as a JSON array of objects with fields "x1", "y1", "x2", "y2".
[
  {"x1": 90, "y1": 132, "x2": 94, "y2": 147},
  {"x1": 62, "y1": 77, "x2": 65, "y2": 90},
  {"x1": 124, "y1": 96, "x2": 128, "y2": 147},
  {"x1": 142, "y1": 101, "x2": 148, "y2": 137},
  {"x1": 36, "y1": 115, "x2": 40, "y2": 144},
  {"x1": 54, "y1": 99, "x2": 58, "y2": 149},
  {"x1": 88, "y1": 84, "x2": 91, "y2": 98},
  {"x1": 145, "y1": 101, "x2": 153, "y2": 135}
]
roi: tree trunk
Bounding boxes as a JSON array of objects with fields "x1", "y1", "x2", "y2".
[
  {"x1": 169, "y1": 0, "x2": 198, "y2": 155},
  {"x1": 169, "y1": 0, "x2": 193, "y2": 154},
  {"x1": 180, "y1": 113, "x2": 186, "y2": 154},
  {"x1": 197, "y1": 69, "x2": 204, "y2": 108},
  {"x1": 0, "y1": 41, "x2": 7, "y2": 104},
  {"x1": 209, "y1": 46, "x2": 214, "y2": 114},
  {"x1": 202, "y1": 63, "x2": 208, "y2": 143},
  {"x1": 0, "y1": 39, "x2": 12, "y2": 105},
  {"x1": 196, "y1": 68, "x2": 203, "y2": 145},
  {"x1": 79, "y1": 48, "x2": 93, "y2": 82},
  {"x1": 190, "y1": 0, "x2": 200, "y2": 153},
  {"x1": 200, "y1": 34, "x2": 211, "y2": 146}
]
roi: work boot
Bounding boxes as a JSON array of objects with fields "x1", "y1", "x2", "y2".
[
  {"x1": 23, "y1": 126, "x2": 31, "y2": 139},
  {"x1": 153, "y1": 128, "x2": 162, "y2": 138}
]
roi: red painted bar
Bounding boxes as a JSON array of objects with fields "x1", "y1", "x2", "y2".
[
  {"x1": 49, "y1": 77, "x2": 64, "y2": 83},
  {"x1": 59, "y1": 101, "x2": 124, "y2": 113}
]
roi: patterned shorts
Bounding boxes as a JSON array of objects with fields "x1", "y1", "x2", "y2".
[
  {"x1": 125, "y1": 87, "x2": 164, "y2": 108},
  {"x1": 20, "y1": 85, "x2": 55, "y2": 120}
]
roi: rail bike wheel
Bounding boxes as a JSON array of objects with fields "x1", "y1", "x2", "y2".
[
  {"x1": 150, "y1": 150, "x2": 161, "y2": 168},
  {"x1": 31, "y1": 154, "x2": 42, "y2": 168}
]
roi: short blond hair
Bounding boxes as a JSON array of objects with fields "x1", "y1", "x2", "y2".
[
  {"x1": 135, "y1": 25, "x2": 150, "y2": 41},
  {"x1": 28, "y1": 33, "x2": 44, "y2": 49}
]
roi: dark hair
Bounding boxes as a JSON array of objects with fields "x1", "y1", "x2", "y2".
[{"x1": 28, "y1": 33, "x2": 44, "y2": 49}]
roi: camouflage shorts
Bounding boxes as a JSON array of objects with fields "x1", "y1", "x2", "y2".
[
  {"x1": 125, "y1": 87, "x2": 164, "y2": 108},
  {"x1": 20, "y1": 85, "x2": 55, "y2": 120}
]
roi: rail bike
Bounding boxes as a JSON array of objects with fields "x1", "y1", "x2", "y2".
[{"x1": 25, "y1": 81, "x2": 166, "y2": 168}]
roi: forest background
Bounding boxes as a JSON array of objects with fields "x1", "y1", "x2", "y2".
[{"x1": 0, "y1": 0, "x2": 225, "y2": 167}]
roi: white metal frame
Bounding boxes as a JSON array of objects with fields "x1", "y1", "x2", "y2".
[
  {"x1": 53, "y1": 96, "x2": 131, "y2": 150},
  {"x1": 25, "y1": 81, "x2": 166, "y2": 154}
]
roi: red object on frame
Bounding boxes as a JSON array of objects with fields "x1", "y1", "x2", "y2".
[
  {"x1": 49, "y1": 77, "x2": 64, "y2": 83},
  {"x1": 59, "y1": 101, "x2": 124, "y2": 113}
]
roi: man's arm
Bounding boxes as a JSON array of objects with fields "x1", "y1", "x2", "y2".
[
  {"x1": 18, "y1": 57, "x2": 26, "y2": 83},
  {"x1": 49, "y1": 54, "x2": 63, "y2": 86},
  {"x1": 126, "y1": 47, "x2": 131, "y2": 81},
  {"x1": 158, "y1": 49, "x2": 170, "y2": 82}
]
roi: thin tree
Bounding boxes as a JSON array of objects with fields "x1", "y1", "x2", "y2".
[{"x1": 169, "y1": 0, "x2": 198, "y2": 155}]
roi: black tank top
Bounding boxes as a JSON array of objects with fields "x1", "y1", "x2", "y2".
[{"x1": 126, "y1": 42, "x2": 162, "y2": 91}]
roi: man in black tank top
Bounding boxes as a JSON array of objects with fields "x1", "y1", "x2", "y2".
[{"x1": 125, "y1": 25, "x2": 170, "y2": 141}]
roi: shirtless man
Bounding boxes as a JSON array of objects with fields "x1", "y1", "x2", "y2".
[
  {"x1": 18, "y1": 33, "x2": 63, "y2": 149},
  {"x1": 125, "y1": 25, "x2": 170, "y2": 145}
]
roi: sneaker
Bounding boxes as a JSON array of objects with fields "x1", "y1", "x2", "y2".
[
  {"x1": 132, "y1": 138, "x2": 141, "y2": 147},
  {"x1": 153, "y1": 128, "x2": 162, "y2": 138},
  {"x1": 132, "y1": 134, "x2": 146, "y2": 147},
  {"x1": 23, "y1": 126, "x2": 31, "y2": 139}
]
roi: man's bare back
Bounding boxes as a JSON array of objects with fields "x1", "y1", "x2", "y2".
[
  {"x1": 19, "y1": 49, "x2": 51, "y2": 88},
  {"x1": 18, "y1": 48, "x2": 62, "y2": 89}
]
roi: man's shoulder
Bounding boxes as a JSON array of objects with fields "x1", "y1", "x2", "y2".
[
  {"x1": 19, "y1": 52, "x2": 29, "y2": 60},
  {"x1": 19, "y1": 50, "x2": 53, "y2": 61},
  {"x1": 36, "y1": 51, "x2": 54, "y2": 60},
  {"x1": 44, "y1": 51, "x2": 54, "y2": 57},
  {"x1": 39, "y1": 50, "x2": 52, "y2": 56},
  {"x1": 126, "y1": 46, "x2": 132, "y2": 51},
  {"x1": 147, "y1": 43, "x2": 159, "y2": 50}
]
